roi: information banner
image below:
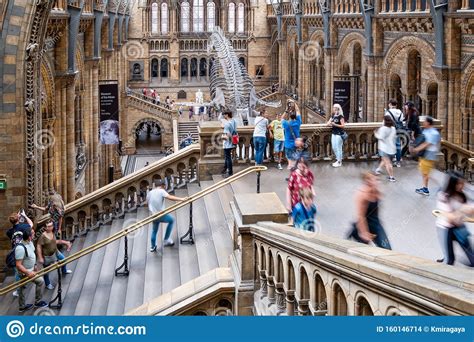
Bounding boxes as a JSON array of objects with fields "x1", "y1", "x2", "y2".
[
  {"x1": 99, "y1": 83, "x2": 119, "y2": 145},
  {"x1": 333, "y1": 80, "x2": 351, "y2": 121}
]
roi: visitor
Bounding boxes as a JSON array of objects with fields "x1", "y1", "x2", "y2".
[
  {"x1": 287, "y1": 158, "x2": 315, "y2": 217},
  {"x1": 404, "y1": 101, "x2": 421, "y2": 140},
  {"x1": 7, "y1": 210, "x2": 34, "y2": 297},
  {"x1": 270, "y1": 113, "x2": 285, "y2": 170},
  {"x1": 31, "y1": 189, "x2": 65, "y2": 236},
  {"x1": 435, "y1": 172, "x2": 474, "y2": 266},
  {"x1": 413, "y1": 116, "x2": 440, "y2": 196},
  {"x1": 189, "y1": 106, "x2": 194, "y2": 120},
  {"x1": 151, "y1": 89, "x2": 157, "y2": 104},
  {"x1": 165, "y1": 96, "x2": 170, "y2": 108},
  {"x1": 292, "y1": 188, "x2": 317, "y2": 232},
  {"x1": 37, "y1": 220, "x2": 72, "y2": 290},
  {"x1": 327, "y1": 104, "x2": 345, "y2": 168},
  {"x1": 178, "y1": 105, "x2": 183, "y2": 118},
  {"x1": 221, "y1": 111, "x2": 237, "y2": 177},
  {"x1": 156, "y1": 93, "x2": 161, "y2": 105},
  {"x1": 282, "y1": 101, "x2": 302, "y2": 170},
  {"x1": 374, "y1": 115, "x2": 397, "y2": 182},
  {"x1": 145, "y1": 179, "x2": 186, "y2": 252},
  {"x1": 142, "y1": 87, "x2": 147, "y2": 99},
  {"x1": 253, "y1": 109, "x2": 269, "y2": 165},
  {"x1": 385, "y1": 99, "x2": 404, "y2": 167},
  {"x1": 347, "y1": 171, "x2": 392, "y2": 250},
  {"x1": 15, "y1": 228, "x2": 48, "y2": 312}
]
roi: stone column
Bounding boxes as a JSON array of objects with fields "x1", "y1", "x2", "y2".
[
  {"x1": 366, "y1": 57, "x2": 375, "y2": 122},
  {"x1": 66, "y1": 77, "x2": 76, "y2": 202},
  {"x1": 275, "y1": 283, "x2": 286, "y2": 314},
  {"x1": 285, "y1": 289, "x2": 295, "y2": 316},
  {"x1": 297, "y1": 299, "x2": 310, "y2": 316},
  {"x1": 267, "y1": 276, "x2": 276, "y2": 306}
]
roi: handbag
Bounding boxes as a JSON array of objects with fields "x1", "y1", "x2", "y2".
[
  {"x1": 231, "y1": 120, "x2": 239, "y2": 145},
  {"x1": 341, "y1": 131, "x2": 348, "y2": 142}
]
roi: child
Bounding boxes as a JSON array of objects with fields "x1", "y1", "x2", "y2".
[{"x1": 292, "y1": 188, "x2": 317, "y2": 232}]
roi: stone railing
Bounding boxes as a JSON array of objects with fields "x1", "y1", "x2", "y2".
[
  {"x1": 334, "y1": 0, "x2": 361, "y2": 13},
  {"x1": 381, "y1": 0, "x2": 429, "y2": 12},
  {"x1": 439, "y1": 140, "x2": 474, "y2": 182},
  {"x1": 125, "y1": 91, "x2": 175, "y2": 121},
  {"x1": 37, "y1": 145, "x2": 200, "y2": 239},
  {"x1": 230, "y1": 193, "x2": 474, "y2": 316}
]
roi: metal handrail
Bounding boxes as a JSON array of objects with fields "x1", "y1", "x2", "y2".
[{"x1": 0, "y1": 165, "x2": 267, "y2": 296}]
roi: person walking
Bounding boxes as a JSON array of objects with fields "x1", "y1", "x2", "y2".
[
  {"x1": 15, "y1": 228, "x2": 48, "y2": 312},
  {"x1": 413, "y1": 116, "x2": 440, "y2": 196},
  {"x1": 253, "y1": 109, "x2": 269, "y2": 165},
  {"x1": 287, "y1": 158, "x2": 315, "y2": 216},
  {"x1": 347, "y1": 171, "x2": 392, "y2": 250},
  {"x1": 221, "y1": 111, "x2": 237, "y2": 177},
  {"x1": 270, "y1": 113, "x2": 285, "y2": 170},
  {"x1": 327, "y1": 104, "x2": 346, "y2": 167},
  {"x1": 282, "y1": 104, "x2": 302, "y2": 170},
  {"x1": 374, "y1": 115, "x2": 397, "y2": 182},
  {"x1": 292, "y1": 188, "x2": 317, "y2": 232},
  {"x1": 145, "y1": 180, "x2": 186, "y2": 252},
  {"x1": 435, "y1": 172, "x2": 474, "y2": 267},
  {"x1": 385, "y1": 99, "x2": 405, "y2": 167},
  {"x1": 37, "y1": 220, "x2": 72, "y2": 290}
]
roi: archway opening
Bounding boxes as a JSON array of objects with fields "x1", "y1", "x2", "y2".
[
  {"x1": 427, "y1": 83, "x2": 438, "y2": 118},
  {"x1": 135, "y1": 120, "x2": 163, "y2": 152},
  {"x1": 333, "y1": 283, "x2": 347, "y2": 316},
  {"x1": 356, "y1": 296, "x2": 374, "y2": 316},
  {"x1": 407, "y1": 49, "x2": 422, "y2": 113}
]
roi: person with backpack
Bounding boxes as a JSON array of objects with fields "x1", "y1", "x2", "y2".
[
  {"x1": 221, "y1": 110, "x2": 237, "y2": 177},
  {"x1": 327, "y1": 104, "x2": 346, "y2": 168},
  {"x1": 374, "y1": 116, "x2": 397, "y2": 182},
  {"x1": 31, "y1": 189, "x2": 65, "y2": 236},
  {"x1": 404, "y1": 101, "x2": 421, "y2": 140},
  {"x1": 385, "y1": 99, "x2": 405, "y2": 167},
  {"x1": 413, "y1": 116, "x2": 440, "y2": 196},
  {"x1": 7, "y1": 210, "x2": 34, "y2": 297},
  {"x1": 37, "y1": 220, "x2": 73, "y2": 290},
  {"x1": 292, "y1": 188, "x2": 317, "y2": 232},
  {"x1": 14, "y1": 228, "x2": 48, "y2": 312},
  {"x1": 253, "y1": 109, "x2": 269, "y2": 165}
]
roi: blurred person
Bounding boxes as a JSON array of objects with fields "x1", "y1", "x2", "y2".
[
  {"x1": 413, "y1": 116, "x2": 440, "y2": 196},
  {"x1": 436, "y1": 172, "x2": 474, "y2": 266},
  {"x1": 292, "y1": 188, "x2": 317, "y2": 232},
  {"x1": 385, "y1": 99, "x2": 405, "y2": 167},
  {"x1": 374, "y1": 115, "x2": 397, "y2": 182},
  {"x1": 145, "y1": 180, "x2": 186, "y2": 252},
  {"x1": 37, "y1": 220, "x2": 72, "y2": 290},
  {"x1": 270, "y1": 113, "x2": 285, "y2": 170},
  {"x1": 253, "y1": 109, "x2": 269, "y2": 165},
  {"x1": 282, "y1": 102, "x2": 302, "y2": 170},
  {"x1": 287, "y1": 158, "x2": 315, "y2": 217},
  {"x1": 347, "y1": 171, "x2": 392, "y2": 250},
  {"x1": 327, "y1": 104, "x2": 346, "y2": 167}
]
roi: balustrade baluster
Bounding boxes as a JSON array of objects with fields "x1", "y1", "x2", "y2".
[
  {"x1": 381, "y1": 0, "x2": 387, "y2": 12},
  {"x1": 390, "y1": 0, "x2": 395, "y2": 12},
  {"x1": 297, "y1": 299, "x2": 310, "y2": 315},
  {"x1": 398, "y1": 0, "x2": 403, "y2": 12},
  {"x1": 267, "y1": 277, "x2": 276, "y2": 305},
  {"x1": 462, "y1": 0, "x2": 470, "y2": 9},
  {"x1": 275, "y1": 283, "x2": 286, "y2": 314},
  {"x1": 259, "y1": 270, "x2": 268, "y2": 299},
  {"x1": 285, "y1": 290, "x2": 295, "y2": 316}
]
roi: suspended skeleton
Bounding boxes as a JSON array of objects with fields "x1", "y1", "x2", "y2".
[{"x1": 207, "y1": 27, "x2": 280, "y2": 125}]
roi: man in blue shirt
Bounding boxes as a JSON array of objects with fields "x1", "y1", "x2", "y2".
[
  {"x1": 413, "y1": 116, "x2": 440, "y2": 196},
  {"x1": 282, "y1": 105, "x2": 302, "y2": 170}
]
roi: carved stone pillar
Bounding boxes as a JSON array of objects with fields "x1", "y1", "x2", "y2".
[
  {"x1": 275, "y1": 283, "x2": 286, "y2": 314},
  {"x1": 259, "y1": 270, "x2": 268, "y2": 299},
  {"x1": 298, "y1": 299, "x2": 310, "y2": 316},
  {"x1": 285, "y1": 289, "x2": 295, "y2": 316},
  {"x1": 267, "y1": 276, "x2": 276, "y2": 306}
]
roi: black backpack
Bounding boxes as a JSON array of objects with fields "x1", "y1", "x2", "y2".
[
  {"x1": 6, "y1": 242, "x2": 28, "y2": 268},
  {"x1": 387, "y1": 110, "x2": 405, "y2": 131}
]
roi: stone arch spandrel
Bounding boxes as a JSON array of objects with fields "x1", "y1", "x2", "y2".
[
  {"x1": 460, "y1": 60, "x2": 474, "y2": 109},
  {"x1": 336, "y1": 31, "x2": 366, "y2": 71}
]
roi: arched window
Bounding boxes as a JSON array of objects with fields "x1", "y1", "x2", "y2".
[
  {"x1": 151, "y1": 2, "x2": 159, "y2": 34},
  {"x1": 238, "y1": 57, "x2": 245, "y2": 67},
  {"x1": 228, "y1": 3, "x2": 235, "y2": 33},
  {"x1": 151, "y1": 58, "x2": 159, "y2": 78},
  {"x1": 161, "y1": 59, "x2": 168, "y2": 78},
  {"x1": 181, "y1": 1, "x2": 190, "y2": 32},
  {"x1": 199, "y1": 58, "x2": 207, "y2": 76},
  {"x1": 237, "y1": 3, "x2": 244, "y2": 33},
  {"x1": 191, "y1": 58, "x2": 198, "y2": 77},
  {"x1": 181, "y1": 58, "x2": 188, "y2": 77},
  {"x1": 193, "y1": 0, "x2": 204, "y2": 32},
  {"x1": 161, "y1": 3, "x2": 168, "y2": 34},
  {"x1": 207, "y1": 2, "x2": 216, "y2": 32}
]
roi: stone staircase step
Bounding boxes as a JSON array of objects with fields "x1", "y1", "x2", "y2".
[
  {"x1": 200, "y1": 181, "x2": 233, "y2": 268},
  {"x1": 212, "y1": 175, "x2": 236, "y2": 239},
  {"x1": 123, "y1": 207, "x2": 149, "y2": 313},
  {"x1": 59, "y1": 229, "x2": 100, "y2": 315},
  {"x1": 89, "y1": 217, "x2": 125, "y2": 315},
  {"x1": 73, "y1": 224, "x2": 112, "y2": 315},
  {"x1": 175, "y1": 188, "x2": 200, "y2": 284},
  {"x1": 106, "y1": 210, "x2": 139, "y2": 315},
  {"x1": 186, "y1": 184, "x2": 219, "y2": 275},
  {"x1": 161, "y1": 209, "x2": 181, "y2": 294},
  {"x1": 143, "y1": 209, "x2": 163, "y2": 304},
  {"x1": 0, "y1": 276, "x2": 16, "y2": 315}
]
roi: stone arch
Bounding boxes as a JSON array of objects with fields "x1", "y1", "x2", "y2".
[
  {"x1": 385, "y1": 306, "x2": 401, "y2": 316},
  {"x1": 354, "y1": 292, "x2": 374, "y2": 316},
  {"x1": 313, "y1": 272, "x2": 327, "y2": 313},
  {"x1": 286, "y1": 258, "x2": 296, "y2": 291},
  {"x1": 336, "y1": 31, "x2": 366, "y2": 72},
  {"x1": 130, "y1": 117, "x2": 165, "y2": 150},
  {"x1": 460, "y1": 61, "x2": 474, "y2": 149},
  {"x1": 331, "y1": 280, "x2": 348, "y2": 315},
  {"x1": 298, "y1": 265, "x2": 310, "y2": 300}
]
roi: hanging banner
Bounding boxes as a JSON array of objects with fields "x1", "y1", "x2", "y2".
[
  {"x1": 333, "y1": 80, "x2": 351, "y2": 121},
  {"x1": 99, "y1": 83, "x2": 119, "y2": 145}
]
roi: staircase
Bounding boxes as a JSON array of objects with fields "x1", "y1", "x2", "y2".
[
  {"x1": 178, "y1": 121, "x2": 199, "y2": 147},
  {"x1": 0, "y1": 177, "x2": 236, "y2": 316},
  {"x1": 125, "y1": 91, "x2": 175, "y2": 121}
]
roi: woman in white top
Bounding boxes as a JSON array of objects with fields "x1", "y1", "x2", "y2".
[
  {"x1": 436, "y1": 172, "x2": 474, "y2": 266},
  {"x1": 374, "y1": 115, "x2": 397, "y2": 182},
  {"x1": 253, "y1": 109, "x2": 269, "y2": 165}
]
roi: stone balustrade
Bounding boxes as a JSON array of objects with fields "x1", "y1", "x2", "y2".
[
  {"x1": 334, "y1": 0, "x2": 361, "y2": 14},
  {"x1": 230, "y1": 193, "x2": 474, "y2": 316},
  {"x1": 381, "y1": 0, "x2": 429, "y2": 12},
  {"x1": 125, "y1": 91, "x2": 175, "y2": 120},
  {"x1": 37, "y1": 145, "x2": 200, "y2": 239},
  {"x1": 439, "y1": 140, "x2": 474, "y2": 182}
]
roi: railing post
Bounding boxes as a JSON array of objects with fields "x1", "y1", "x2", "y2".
[
  {"x1": 275, "y1": 283, "x2": 286, "y2": 315},
  {"x1": 267, "y1": 276, "x2": 276, "y2": 306},
  {"x1": 115, "y1": 236, "x2": 130, "y2": 276},
  {"x1": 180, "y1": 203, "x2": 195, "y2": 244},
  {"x1": 259, "y1": 270, "x2": 268, "y2": 299},
  {"x1": 48, "y1": 268, "x2": 63, "y2": 309},
  {"x1": 286, "y1": 289, "x2": 296, "y2": 316}
]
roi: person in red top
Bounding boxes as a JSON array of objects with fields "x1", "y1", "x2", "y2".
[{"x1": 286, "y1": 158, "x2": 315, "y2": 215}]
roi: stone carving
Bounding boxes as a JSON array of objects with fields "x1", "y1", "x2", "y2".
[
  {"x1": 26, "y1": 43, "x2": 39, "y2": 59},
  {"x1": 24, "y1": 99, "x2": 36, "y2": 113}
]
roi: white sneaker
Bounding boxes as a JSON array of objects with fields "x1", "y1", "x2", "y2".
[
  {"x1": 277, "y1": 163, "x2": 283, "y2": 170},
  {"x1": 164, "y1": 238, "x2": 175, "y2": 247},
  {"x1": 46, "y1": 284, "x2": 55, "y2": 290},
  {"x1": 12, "y1": 290, "x2": 18, "y2": 297},
  {"x1": 331, "y1": 161, "x2": 338, "y2": 167},
  {"x1": 333, "y1": 161, "x2": 342, "y2": 168},
  {"x1": 375, "y1": 168, "x2": 382, "y2": 175}
]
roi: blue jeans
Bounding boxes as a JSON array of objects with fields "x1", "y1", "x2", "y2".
[
  {"x1": 151, "y1": 214, "x2": 174, "y2": 248},
  {"x1": 348, "y1": 222, "x2": 392, "y2": 250},
  {"x1": 395, "y1": 136, "x2": 401, "y2": 162},
  {"x1": 331, "y1": 134, "x2": 343, "y2": 162},
  {"x1": 43, "y1": 250, "x2": 68, "y2": 286},
  {"x1": 253, "y1": 136, "x2": 267, "y2": 165},
  {"x1": 438, "y1": 225, "x2": 474, "y2": 266}
]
